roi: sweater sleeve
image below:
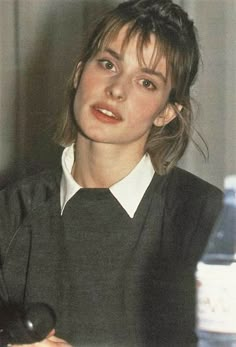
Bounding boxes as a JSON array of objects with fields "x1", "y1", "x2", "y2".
[
  {"x1": 162, "y1": 167, "x2": 223, "y2": 267},
  {"x1": 148, "y1": 169, "x2": 223, "y2": 345},
  {"x1": 0, "y1": 184, "x2": 27, "y2": 307},
  {"x1": 0, "y1": 185, "x2": 27, "y2": 268},
  {"x1": 185, "y1": 185, "x2": 223, "y2": 265},
  {"x1": 0, "y1": 170, "x2": 60, "y2": 303}
]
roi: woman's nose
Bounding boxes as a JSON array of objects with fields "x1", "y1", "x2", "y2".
[{"x1": 105, "y1": 76, "x2": 127, "y2": 101}]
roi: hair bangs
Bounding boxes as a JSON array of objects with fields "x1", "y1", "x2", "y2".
[
  {"x1": 96, "y1": 19, "x2": 174, "y2": 84},
  {"x1": 94, "y1": 18, "x2": 128, "y2": 55},
  {"x1": 129, "y1": 27, "x2": 177, "y2": 88}
]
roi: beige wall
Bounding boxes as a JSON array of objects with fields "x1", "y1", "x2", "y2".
[
  {"x1": 0, "y1": 0, "x2": 235, "y2": 189},
  {"x1": 0, "y1": 0, "x2": 17, "y2": 185},
  {"x1": 179, "y1": 0, "x2": 236, "y2": 189}
]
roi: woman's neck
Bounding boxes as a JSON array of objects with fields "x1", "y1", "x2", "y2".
[{"x1": 72, "y1": 136, "x2": 145, "y2": 188}]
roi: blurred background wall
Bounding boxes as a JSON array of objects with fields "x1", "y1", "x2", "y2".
[{"x1": 0, "y1": 0, "x2": 235, "y2": 189}]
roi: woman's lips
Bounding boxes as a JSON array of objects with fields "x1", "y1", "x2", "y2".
[{"x1": 91, "y1": 104, "x2": 122, "y2": 123}]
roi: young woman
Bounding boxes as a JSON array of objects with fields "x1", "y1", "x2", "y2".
[{"x1": 0, "y1": 0, "x2": 222, "y2": 346}]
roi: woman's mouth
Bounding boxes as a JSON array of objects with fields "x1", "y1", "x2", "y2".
[{"x1": 91, "y1": 105, "x2": 122, "y2": 123}]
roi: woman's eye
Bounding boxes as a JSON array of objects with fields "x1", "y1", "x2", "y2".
[
  {"x1": 141, "y1": 79, "x2": 156, "y2": 90},
  {"x1": 99, "y1": 59, "x2": 115, "y2": 71}
]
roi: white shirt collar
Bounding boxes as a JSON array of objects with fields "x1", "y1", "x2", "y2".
[{"x1": 60, "y1": 144, "x2": 155, "y2": 218}]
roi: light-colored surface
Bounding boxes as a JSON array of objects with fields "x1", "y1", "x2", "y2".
[
  {"x1": 179, "y1": 0, "x2": 236, "y2": 190},
  {"x1": 0, "y1": 0, "x2": 17, "y2": 177},
  {"x1": 196, "y1": 262, "x2": 236, "y2": 333}
]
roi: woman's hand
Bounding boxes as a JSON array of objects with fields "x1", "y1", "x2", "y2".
[{"x1": 10, "y1": 330, "x2": 73, "y2": 347}]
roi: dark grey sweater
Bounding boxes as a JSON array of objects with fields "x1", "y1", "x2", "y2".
[{"x1": 0, "y1": 168, "x2": 222, "y2": 346}]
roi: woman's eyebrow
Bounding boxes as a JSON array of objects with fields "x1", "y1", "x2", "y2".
[
  {"x1": 140, "y1": 67, "x2": 167, "y2": 84},
  {"x1": 103, "y1": 48, "x2": 122, "y2": 60}
]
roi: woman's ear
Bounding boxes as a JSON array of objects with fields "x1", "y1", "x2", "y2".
[
  {"x1": 153, "y1": 103, "x2": 183, "y2": 127},
  {"x1": 73, "y1": 62, "x2": 83, "y2": 89}
]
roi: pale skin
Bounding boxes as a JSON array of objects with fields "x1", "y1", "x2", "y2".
[{"x1": 13, "y1": 26, "x2": 180, "y2": 347}]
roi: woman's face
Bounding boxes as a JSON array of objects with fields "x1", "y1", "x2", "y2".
[{"x1": 73, "y1": 26, "x2": 175, "y2": 153}]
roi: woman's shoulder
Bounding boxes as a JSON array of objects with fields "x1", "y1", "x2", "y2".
[
  {"x1": 166, "y1": 166, "x2": 222, "y2": 200},
  {"x1": 0, "y1": 168, "x2": 62, "y2": 261},
  {"x1": 1, "y1": 167, "x2": 61, "y2": 195},
  {"x1": 159, "y1": 167, "x2": 223, "y2": 265},
  {"x1": 0, "y1": 168, "x2": 61, "y2": 221}
]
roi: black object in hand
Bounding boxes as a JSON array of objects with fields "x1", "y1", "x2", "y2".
[{"x1": 0, "y1": 303, "x2": 56, "y2": 346}]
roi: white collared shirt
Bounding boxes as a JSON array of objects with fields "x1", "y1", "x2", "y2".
[{"x1": 60, "y1": 144, "x2": 155, "y2": 218}]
